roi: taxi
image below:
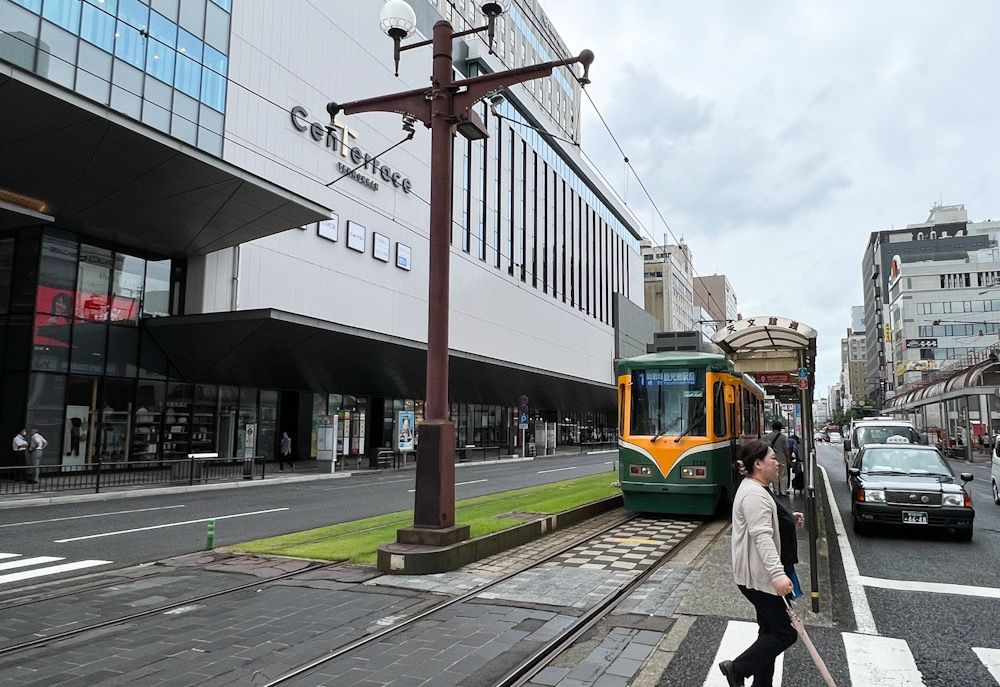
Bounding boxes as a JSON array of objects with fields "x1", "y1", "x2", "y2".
[{"x1": 848, "y1": 436, "x2": 975, "y2": 541}]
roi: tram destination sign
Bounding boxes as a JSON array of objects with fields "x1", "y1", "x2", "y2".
[{"x1": 904, "y1": 338, "x2": 938, "y2": 349}]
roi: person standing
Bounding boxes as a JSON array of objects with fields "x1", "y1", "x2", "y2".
[
  {"x1": 718, "y1": 439, "x2": 800, "y2": 687},
  {"x1": 27, "y1": 428, "x2": 47, "y2": 484},
  {"x1": 11, "y1": 429, "x2": 28, "y2": 482},
  {"x1": 763, "y1": 420, "x2": 791, "y2": 497},
  {"x1": 278, "y1": 431, "x2": 295, "y2": 471}
]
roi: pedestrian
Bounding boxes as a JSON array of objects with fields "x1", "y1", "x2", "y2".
[
  {"x1": 278, "y1": 431, "x2": 295, "y2": 471},
  {"x1": 763, "y1": 420, "x2": 791, "y2": 497},
  {"x1": 718, "y1": 439, "x2": 802, "y2": 687},
  {"x1": 11, "y1": 428, "x2": 28, "y2": 482},
  {"x1": 27, "y1": 428, "x2": 47, "y2": 484}
]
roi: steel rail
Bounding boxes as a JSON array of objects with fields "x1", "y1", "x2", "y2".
[
  {"x1": 492, "y1": 519, "x2": 713, "y2": 687},
  {"x1": 258, "y1": 511, "x2": 638, "y2": 687},
  {"x1": 0, "y1": 560, "x2": 345, "y2": 657}
]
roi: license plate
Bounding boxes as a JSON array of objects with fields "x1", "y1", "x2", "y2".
[{"x1": 902, "y1": 511, "x2": 928, "y2": 525}]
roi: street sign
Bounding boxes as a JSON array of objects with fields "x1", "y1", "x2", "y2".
[
  {"x1": 519, "y1": 413, "x2": 529, "y2": 428},
  {"x1": 519, "y1": 395, "x2": 528, "y2": 429},
  {"x1": 798, "y1": 367, "x2": 808, "y2": 378},
  {"x1": 797, "y1": 378, "x2": 809, "y2": 390},
  {"x1": 905, "y1": 338, "x2": 938, "y2": 349},
  {"x1": 756, "y1": 372, "x2": 793, "y2": 384}
]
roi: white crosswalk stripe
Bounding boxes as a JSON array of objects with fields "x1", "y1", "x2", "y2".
[
  {"x1": 705, "y1": 620, "x2": 1000, "y2": 686},
  {"x1": 704, "y1": 620, "x2": 784, "y2": 687},
  {"x1": 0, "y1": 553, "x2": 111, "y2": 585}
]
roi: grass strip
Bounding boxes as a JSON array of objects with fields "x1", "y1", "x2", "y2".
[{"x1": 229, "y1": 471, "x2": 619, "y2": 565}]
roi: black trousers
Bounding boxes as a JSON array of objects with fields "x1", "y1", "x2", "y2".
[{"x1": 732, "y1": 585, "x2": 797, "y2": 686}]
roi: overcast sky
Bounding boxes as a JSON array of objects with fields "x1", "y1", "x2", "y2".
[{"x1": 539, "y1": 0, "x2": 1000, "y2": 396}]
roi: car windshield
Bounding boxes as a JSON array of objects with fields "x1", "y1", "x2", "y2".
[
  {"x1": 860, "y1": 448, "x2": 953, "y2": 478},
  {"x1": 854, "y1": 425, "x2": 920, "y2": 448},
  {"x1": 630, "y1": 368, "x2": 707, "y2": 438}
]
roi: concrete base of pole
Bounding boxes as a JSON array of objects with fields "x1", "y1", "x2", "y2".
[{"x1": 396, "y1": 524, "x2": 471, "y2": 547}]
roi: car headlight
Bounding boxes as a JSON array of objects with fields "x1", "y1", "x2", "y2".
[
  {"x1": 942, "y1": 493, "x2": 964, "y2": 507},
  {"x1": 863, "y1": 489, "x2": 886, "y2": 503}
]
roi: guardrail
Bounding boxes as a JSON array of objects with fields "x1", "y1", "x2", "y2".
[
  {"x1": 456, "y1": 445, "x2": 504, "y2": 462},
  {"x1": 0, "y1": 454, "x2": 266, "y2": 496},
  {"x1": 578, "y1": 441, "x2": 617, "y2": 453}
]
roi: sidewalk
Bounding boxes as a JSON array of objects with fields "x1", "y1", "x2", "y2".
[{"x1": 0, "y1": 443, "x2": 616, "y2": 510}]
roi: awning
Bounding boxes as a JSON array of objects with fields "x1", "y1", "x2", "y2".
[
  {"x1": 0, "y1": 67, "x2": 330, "y2": 258},
  {"x1": 143, "y1": 309, "x2": 615, "y2": 414},
  {"x1": 711, "y1": 316, "x2": 818, "y2": 402}
]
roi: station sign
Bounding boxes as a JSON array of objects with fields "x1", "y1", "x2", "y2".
[
  {"x1": 755, "y1": 372, "x2": 794, "y2": 384},
  {"x1": 904, "y1": 338, "x2": 938, "y2": 349}
]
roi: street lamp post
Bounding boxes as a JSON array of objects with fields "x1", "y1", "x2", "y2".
[{"x1": 328, "y1": 1, "x2": 593, "y2": 541}]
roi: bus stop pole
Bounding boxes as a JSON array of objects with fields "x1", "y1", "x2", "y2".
[{"x1": 799, "y1": 350, "x2": 820, "y2": 613}]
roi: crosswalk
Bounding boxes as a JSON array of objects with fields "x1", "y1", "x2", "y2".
[
  {"x1": 0, "y1": 552, "x2": 111, "y2": 585},
  {"x1": 703, "y1": 619, "x2": 1000, "y2": 686}
]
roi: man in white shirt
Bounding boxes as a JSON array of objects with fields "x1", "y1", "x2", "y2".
[
  {"x1": 11, "y1": 429, "x2": 28, "y2": 482},
  {"x1": 27, "y1": 428, "x2": 47, "y2": 484}
]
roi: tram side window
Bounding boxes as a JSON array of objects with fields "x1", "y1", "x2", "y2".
[
  {"x1": 629, "y1": 368, "x2": 706, "y2": 437},
  {"x1": 713, "y1": 382, "x2": 727, "y2": 437}
]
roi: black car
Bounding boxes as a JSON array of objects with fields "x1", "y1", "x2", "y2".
[{"x1": 848, "y1": 441, "x2": 975, "y2": 541}]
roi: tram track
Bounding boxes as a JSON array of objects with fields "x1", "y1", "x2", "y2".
[
  {"x1": 0, "y1": 558, "x2": 346, "y2": 657},
  {"x1": 257, "y1": 512, "x2": 711, "y2": 687}
]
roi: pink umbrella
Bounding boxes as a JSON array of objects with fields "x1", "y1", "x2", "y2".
[{"x1": 785, "y1": 598, "x2": 838, "y2": 687}]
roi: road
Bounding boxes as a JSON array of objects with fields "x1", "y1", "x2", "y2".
[
  {"x1": 816, "y1": 439, "x2": 1000, "y2": 685},
  {"x1": 0, "y1": 450, "x2": 617, "y2": 590}
]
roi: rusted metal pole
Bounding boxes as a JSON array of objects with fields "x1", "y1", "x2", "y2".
[{"x1": 412, "y1": 21, "x2": 458, "y2": 529}]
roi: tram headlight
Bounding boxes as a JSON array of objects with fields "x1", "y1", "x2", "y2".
[
  {"x1": 680, "y1": 466, "x2": 707, "y2": 479},
  {"x1": 629, "y1": 465, "x2": 652, "y2": 476}
]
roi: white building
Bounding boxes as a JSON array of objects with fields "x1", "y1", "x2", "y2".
[
  {"x1": 641, "y1": 239, "x2": 695, "y2": 332},
  {"x1": 0, "y1": 0, "x2": 649, "y2": 465}
]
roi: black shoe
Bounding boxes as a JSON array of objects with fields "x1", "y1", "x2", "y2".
[{"x1": 718, "y1": 660, "x2": 744, "y2": 687}]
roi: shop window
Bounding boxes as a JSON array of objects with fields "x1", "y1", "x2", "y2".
[
  {"x1": 259, "y1": 389, "x2": 277, "y2": 460},
  {"x1": 191, "y1": 384, "x2": 217, "y2": 454},
  {"x1": 97, "y1": 377, "x2": 134, "y2": 463},
  {"x1": 26, "y1": 372, "x2": 66, "y2": 459},
  {"x1": 76, "y1": 245, "x2": 112, "y2": 321},
  {"x1": 133, "y1": 379, "x2": 165, "y2": 460},
  {"x1": 163, "y1": 381, "x2": 193, "y2": 457}
]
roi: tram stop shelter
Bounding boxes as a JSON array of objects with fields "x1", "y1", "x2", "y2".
[{"x1": 711, "y1": 315, "x2": 822, "y2": 611}]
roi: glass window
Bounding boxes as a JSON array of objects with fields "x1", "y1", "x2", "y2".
[
  {"x1": 200, "y1": 63, "x2": 226, "y2": 111},
  {"x1": 80, "y1": 0, "x2": 117, "y2": 52},
  {"x1": 42, "y1": 0, "x2": 80, "y2": 32},
  {"x1": 191, "y1": 384, "x2": 217, "y2": 454},
  {"x1": 142, "y1": 259, "x2": 170, "y2": 317},
  {"x1": 713, "y1": 381, "x2": 727, "y2": 437},
  {"x1": 76, "y1": 245, "x2": 112, "y2": 321},
  {"x1": 106, "y1": 324, "x2": 138, "y2": 377},
  {"x1": 111, "y1": 254, "x2": 144, "y2": 324},
  {"x1": 70, "y1": 319, "x2": 107, "y2": 374},
  {"x1": 629, "y1": 368, "x2": 706, "y2": 438},
  {"x1": 175, "y1": 53, "x2": 200, "y2": 98},
  {"x1": 12, "y1": 0, "x2": 42, "y2": 12},
  {"x1": 26, "y1": 372, "x2": 67, "y2": 459},
  {"x1": 210, "y1": 0, "x2": 231, "y2": 10},
  {"x1": 145, "y1": 12, "x2": 176, "y2": 84}
]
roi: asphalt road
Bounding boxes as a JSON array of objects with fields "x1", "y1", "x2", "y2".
[
  {"x1": 0, "y1": 450, "x2": 618, "y2": 590},
  {"x1": 815, "y1": 440, "x2": 1000, "y2": 685}
]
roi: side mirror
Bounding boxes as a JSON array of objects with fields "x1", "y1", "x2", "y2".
[
  {"x1": 961, "y1": 472, "x2": 974, "y2": 482},
  {"x1": 844, "y1": 439, "x2": 852, "y2": 450},
  {"x1": 848, "y1": 467, "x2": 861, "y2": 477}
]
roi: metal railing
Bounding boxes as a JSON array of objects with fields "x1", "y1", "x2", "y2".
[{"x1": 0, "y1": 454, "x2": 266, "y2": 496}]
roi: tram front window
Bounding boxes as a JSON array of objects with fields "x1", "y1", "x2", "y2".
[{"x1": 630, "y1": 368, "x2": 706, "y2": 439}]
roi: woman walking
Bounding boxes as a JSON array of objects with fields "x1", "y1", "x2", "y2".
[{"x1": 718, "y1": 439, "x2": 803, "y2": 687}]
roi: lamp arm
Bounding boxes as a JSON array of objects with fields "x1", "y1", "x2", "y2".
[
  {"x1": 328, "y1": 90, "x2": 433, "y2": 127},
  {"x1": 453, "y1": 50, "x2": 594, "y2": 111}
]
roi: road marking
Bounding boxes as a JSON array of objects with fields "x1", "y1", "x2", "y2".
[
  {"x1": 704, "y1": 620, "x2": 783, "y2": 686},
  {"x1": 973, "y1": 648, "x2": 1000, "y2": 682},
  {"x1": 0, "y1": 560, "x2": 112, "y2": 585},
  {"x1": 53, "y1": 508, "x2": 289, "y2": 542},
  {"x1": 0, "y1": 553, "x2": 20, "y2": 560},
  {"x1": 537, "y1": 466, "x2": 579, "y2": 474},
  {"x1": 819, "y1": 464, "x2": 878, "y2": 635},
  {"x1": 0, "y1": 505, "x2": 186, "y2": 528},
  {"x1": 587, "y1": 449, "x2": 617, "y2": 455},
  {"x1": 408, "y1": 478, "x2": 488, "y2": 493},
  {"x1": 0, "y1": 556, "x2": 63, "y2": 571},
  {"x1": 861, "y1": 575, "x2": 1000, "y2": 599},
  {"x1": 842, "y1": 633, "x2": 925, "y2": 686}
]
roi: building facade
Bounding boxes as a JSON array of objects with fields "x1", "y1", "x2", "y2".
[
  {"x1": 641, "y1": 239, "x2": 694, "y2": 333},
  {"x1": 693, "y1": 274, "x2": 737, "y2": 330},
  {"x1": 0, "y1": 0, "x2": 647, "y2": 471},
  {"x1": 862, "y1": 204, "x2": 999, "y2": 406}
]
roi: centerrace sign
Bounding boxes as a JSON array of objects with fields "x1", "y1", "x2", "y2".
[{"x1": 290, "y1": 105, "x2": 413, "y2": 194}]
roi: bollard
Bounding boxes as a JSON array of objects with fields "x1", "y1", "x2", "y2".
[{"x1": 206, "y1": 519, "x2": 215, "y2": 550}]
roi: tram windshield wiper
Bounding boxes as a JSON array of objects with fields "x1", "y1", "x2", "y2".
[
  {"x1": 673, "y1": 412, "x2": 706, "y2": 443},
  {"x1": 652, "y1": 416, "x2": 682, "y2": 442}
]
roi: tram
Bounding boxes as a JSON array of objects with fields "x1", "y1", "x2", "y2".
[{"x1": 617, "y1": 350, "x2": 766, "y2": 515}]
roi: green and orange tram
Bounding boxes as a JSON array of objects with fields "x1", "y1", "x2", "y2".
[{"x1": 617, "y1": 350, "x2": 766, "y2": 515}]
